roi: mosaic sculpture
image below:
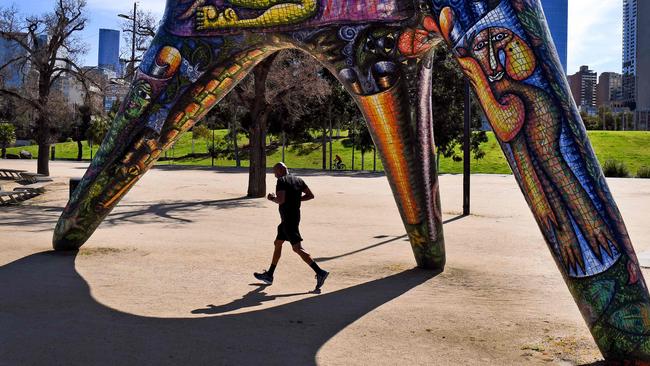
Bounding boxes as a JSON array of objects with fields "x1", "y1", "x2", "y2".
[{"x1": 53, "y1": 0, "x2": 650, "y2": 361}]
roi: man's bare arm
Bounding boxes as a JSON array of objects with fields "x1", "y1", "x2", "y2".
[
  {"x1": 301, "y1": 187, "x2": 314, "y2": 201},
  {"x1": 267, "y1": 190, "x2": 286, "y2": 205}
]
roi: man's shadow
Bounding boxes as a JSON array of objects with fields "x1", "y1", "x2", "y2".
[
  {"x1": 191, "y1": 285, "x2": 313, "y2": 315},
  {"x1": 0, "y1": 251, "x2": 439, "y2": 365}
]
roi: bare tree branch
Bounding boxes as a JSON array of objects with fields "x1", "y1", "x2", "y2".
[
  {"x1": 0, "y1": 0, "x2": 90, "y2": 174},
  {"x1": 0, "y1": 89, "x2": 41, "y2": 110}
]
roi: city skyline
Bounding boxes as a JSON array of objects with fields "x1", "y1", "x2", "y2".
[{"x1": 4, "y1": 0, "x2": 625, "y2": 75}]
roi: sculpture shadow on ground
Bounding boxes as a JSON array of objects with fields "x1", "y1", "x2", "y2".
[
  {"x1": 0, "y1": 197, "x2": 257, "y2": 230},
  {"x1": 0, "y1": 251, "x2": 438, "y2": 365},
  {"x1": 314, "y1": 215, "x2": 466, "y2": 263},
  {"x1": 102, "y1": 196, "x2": 259, "y2": 225}
]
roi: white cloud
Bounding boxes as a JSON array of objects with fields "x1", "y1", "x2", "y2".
[{"x1": 567, "y1": 0, "x2": 622, "y2": 74}]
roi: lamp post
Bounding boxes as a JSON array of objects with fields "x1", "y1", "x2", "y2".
[
  {"x1": 118, "y1": 3, "x2": 137, "y2": 78},
  {"x1": 463, "y1": 79, "x2": 471, "y2": 216},
  {"x1": 119, "y1": 2, "x2": 154, "y2": 78}
]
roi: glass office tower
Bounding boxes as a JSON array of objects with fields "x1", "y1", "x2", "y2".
[{"x1": 98, "y1": 29, "x2": 121, "y2": 75}]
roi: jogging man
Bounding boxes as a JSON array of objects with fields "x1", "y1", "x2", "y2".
[{"x1": 254, "y1": 162, "x2": 329, "y2": 291}]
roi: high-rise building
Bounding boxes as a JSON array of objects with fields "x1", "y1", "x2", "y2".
[
  {"x1": 569, "y1": 65, "x2": 598, "y2": 114},
  {"x1": 623, "y1": 0, "x2": 650, "y2": 128},
  {"x1": 597, "y1": 72, "x2": 623, "y2": 108},
  {"x1": 0, "y1": 33, "x2": 28, "y2": 89},
  {"x1": 98, "y1": 29, "x2": 121, "y2": 75},
  {"x1": 541, "y1": 0, "x2": 568, "y2": 72}
]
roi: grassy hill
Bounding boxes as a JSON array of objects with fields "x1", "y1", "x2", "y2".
[{"x1": 6, "y1": 131, "x2": 650, "y2": 175}]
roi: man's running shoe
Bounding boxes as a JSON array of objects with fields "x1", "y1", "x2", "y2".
[
  {"x1": 315, "y1": 270, "x2": 329, "y2": 290},
  {"x1": 254, "y1": 270, "x2": 273, "y2": 285}
]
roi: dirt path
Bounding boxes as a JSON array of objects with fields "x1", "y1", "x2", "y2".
[{"x1": 2, "y1": 160, "x2": 650, "y2": 365}]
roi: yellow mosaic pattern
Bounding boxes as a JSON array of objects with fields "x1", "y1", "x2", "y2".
[{"x1": 196, "y1": 0, "x2": 317, "y2": 30}]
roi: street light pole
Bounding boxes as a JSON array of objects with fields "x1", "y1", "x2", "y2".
[
  {"x1": 118, "y1": 2, "x2": 138, "y2": 78},
  {"x1": 463, "y1": 79, "x2": 471, "y2": 216},
  {"x1": 130, "y1": 2, "x2": 136, "y2": 77}
]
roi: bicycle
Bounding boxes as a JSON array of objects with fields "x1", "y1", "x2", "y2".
[{"x1": 333, "y1": 161, "x2": 346, "y2": 170}]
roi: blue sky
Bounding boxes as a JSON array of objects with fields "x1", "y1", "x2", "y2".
[{"x1": 5, "y1": 0, "x2": 623, "y2": 75}]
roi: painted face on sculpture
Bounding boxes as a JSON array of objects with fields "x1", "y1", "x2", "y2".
[
  {"x1": 124, "y1": 80, "x2": 153, "y2": 120},
  {"x1": 468, "y1": 26, "x2": 536, "y2": 84}
]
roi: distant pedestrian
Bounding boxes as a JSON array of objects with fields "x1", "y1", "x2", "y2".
[{"x1": 254, "y1": 162, "x2": 329, "y2": 291}]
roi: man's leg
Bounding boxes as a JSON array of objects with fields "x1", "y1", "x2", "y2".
[
  {"x1": 291, "y1": 243, "x2": 318, "y2": 268},
  {"x1": 292, "y1": 242, "x2": 329, "y2": 290},
  {"x1": 291, "y1": 241, "x2": 330, "y2": 291},
  {"x1": 269, "y1": 239, "x2": 284, "y2": 275},
  {"x1": 254, "y1": 238, "x2": 284, "y2": 285}
]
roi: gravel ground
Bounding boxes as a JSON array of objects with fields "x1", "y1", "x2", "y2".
[{"x1": 2, "y1": 159, "x2": 650, "y2": 365}]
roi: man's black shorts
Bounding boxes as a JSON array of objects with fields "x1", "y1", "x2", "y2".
[{"x1": 276, "y1": 222, "x2": 303, "y2": 244}]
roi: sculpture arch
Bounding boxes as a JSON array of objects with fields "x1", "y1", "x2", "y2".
[{"x1": 53, "y1": 0, "x2": 650, "y2": 361}]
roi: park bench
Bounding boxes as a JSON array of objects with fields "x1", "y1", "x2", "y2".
[
  {"x1": 13, "y1": 182, "x2": 52, "y2": 194},
  {"x1": 18, "y1": 172, "x2": 53, "y2": 184},
  {"x1": 0, "y1": 190, "x2": 35, "y2": 205},
  {"x1": 0, "y1": 169, "x2": 27, "y2": 180}
]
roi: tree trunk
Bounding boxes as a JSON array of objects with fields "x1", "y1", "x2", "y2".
[
  {"x1": 248, "y1": 110, "x2": 269, "y2": 197},
  {"x1": 1, "y1": 147, "x2": 6, "y2": 159},
  {"x1": 361, "y1": 149, "x2": 365, "y2": 170},
  {"x1": 37, "y1": 143, "x2": 50, "y2": 176},
  {"x1": 281, "y1": 131, "x2": 286, "y2": 162},
  {"x1": 351, "y1": 130, "x2": 355, "y2": 170},
  {"x1": 373, "y1": 149, "x2": 377, "y2": 171},
  {"x1": 246, "y1": 53, "x2": 277, "y2": 197},
  {"x1": 234, "y1": 129, "x2": 240, "y2": 167},
  {"x1": 329, "y1": 122, "x2": 333, "y2": 170},
  {"x1": 322, "y1": 128, "x2": 327, "y2": 170},
  {"x1": 76, "y1": 140, "x2": 83, "y2": 161},
  {"x1": 32, "y1": 69, "x2": 55, "y2": 176}
]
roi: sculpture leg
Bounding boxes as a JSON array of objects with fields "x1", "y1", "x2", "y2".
[
  {"x1": 430, "y1": 0, "x2": 650, "y2": 360},
  {"x1": 53, "y1": 31, "x2": 280, "y2": 250},
  {"x1": 350, "y1": 58, "x2": 445, "y2": 270},
  {"x1": 296, "y1": 24, "x2": 446, "y2": 270}
]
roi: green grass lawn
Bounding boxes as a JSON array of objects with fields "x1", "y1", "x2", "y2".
[{"x1": 6, "y1": 130, "x2": 650, "y2": 176}]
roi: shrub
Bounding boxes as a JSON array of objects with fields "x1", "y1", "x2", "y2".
[
  {"x1": 87, "y1": 115, "x2": 110, "y2": 146},
  {"x1": 192, "y1": 124, "x2": 210, "y2": 140},
  {"x1": 0, "y1": 122, "x2": 17, "y2": 158},
  {"x1": 637, "y1": 166, "x2": 650, "y2": 179},
  {"x1": 602, "y1": 160, "x2": 630, "y2": 178}
]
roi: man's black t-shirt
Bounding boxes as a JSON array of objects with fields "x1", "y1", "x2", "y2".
[{"x1": 276, "y1": 174, "x2": 307, "y2": 224}]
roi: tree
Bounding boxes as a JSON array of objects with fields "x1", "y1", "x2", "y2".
[
  {"x1": 87, "y1": 114, "x2": 109, "y2": 147},
  {"x1": 349, "y1": 123, "x2": 374, "y2": 170},
  {"x1": 119, "y1": 6, "x2": 158, "y2": 79},
  {"x1": 278, "y1": 71, "x2": 363, "y2": 170},
  {"x1": 431, "y1": 44, "x2": 487, "y2": 165},
  {"x1": 0, "y1": 0, "x2": 92, "y2": 175},
  {"x1": 0, "y1": 121, "x2": 16, "y2": 158},
  {"x1": 0, "y1": 95, "x2": 17, "y2": 122},
  {"x1": 192, "y1": 124, "x2": 210, "y2": 152},
  {"x1": 201, "y1": 94, "x2": 246, "y2": 165},
  {"x1": 581, "y1": 111, "x2": 601, "y2": 130},
  {"x1": 229, "y1": 50, "x2": 330, "y2": 197},
  {"x1": 74, "y1": 105, "x2": 92, "y2": 160}
]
